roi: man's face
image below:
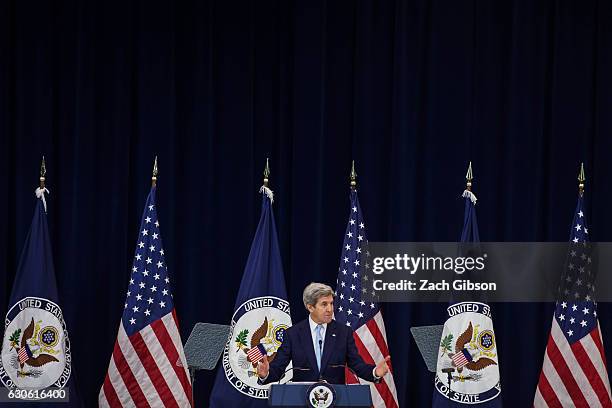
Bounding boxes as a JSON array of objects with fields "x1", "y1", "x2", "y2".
[{"x1": 307, "y1": 294, "x2": 334, "y2": 324}]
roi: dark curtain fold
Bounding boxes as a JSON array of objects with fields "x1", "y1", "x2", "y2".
[{"x1": 1, "y1": 0, "x2": 611, "y2": 406}]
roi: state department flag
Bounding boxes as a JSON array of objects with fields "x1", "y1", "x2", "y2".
[
  {"x1": 209, "y1": 186, "x2": 292, "y2": 407},
  {"x1": 432, "y1": 189, "x2": 502, "y2": 407},
  {"x1": 99, "y1": 186, "x2": 192, "y2": 407},
  {"x1": 0, "y1": 187, "x2": 80, "y2": 406}
]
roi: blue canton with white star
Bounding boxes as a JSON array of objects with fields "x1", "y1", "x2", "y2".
[
  {"x1": 334, "y1": 190, "x2": 378, "y2": 329},
  {"x1": 555, "y1": 196, "x2": 597, "y2": 344},
  {"x1": 122, "y1": 187, "x2": 174, "y2": 336}
]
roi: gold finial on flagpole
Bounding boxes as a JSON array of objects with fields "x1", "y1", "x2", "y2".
[
  {"x1": 40, "y1": 156, "x2": 46, "y2": 188},
  {"x1": 152, "y1": 156, "x2": 158, "y2": 187},
  {"x1": 465, "y1": 161, "x2": 473, "y2": 191},
  {"x1": 350, "y1": 160, "x2": 357, "y2": 190},
  {"x1": 263, "y1": 158, "x2": 270, "y2": 187},
  {"x1": 578, "y1": 162, "x2": 585, "y2": 196}
]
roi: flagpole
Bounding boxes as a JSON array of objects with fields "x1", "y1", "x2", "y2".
[
  {"x1": 152, "y1": 156, "x2": 158, "y2": 187},
  {"x1": 260, "y1": 158, "x2": 274, "y2": 203},
  {"x1": 578, "y1": 162, "x2": 585, "y2": 197},
  {"x1": 36, "y1": 156, "x2": 50, "y2": 212},
  {"x1": 465, "y1": 161, "x2": 473, "y2": 191},
  {"x1": 350, "y1": 160, "x2": 357, "y2": 191},
  {"x1": 263, "y1": 157, "x2": 270, "y2": 187},
  {"x1": 40, "y1": 156, "x2": 46, "y2": 189},
  {"x1": 462, "y1": 161, "x2": 477, "y2": 205}
]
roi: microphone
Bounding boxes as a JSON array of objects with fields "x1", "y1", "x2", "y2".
[
  {"x1": 277, "y1": 366, "x2": 311, "y2": 384},
  {"x1": 441, "y1": 367, "x2": 455, "y2": 391},
  {"x1": 318, "y1": 340, "x2": 324, "y2": 381}
]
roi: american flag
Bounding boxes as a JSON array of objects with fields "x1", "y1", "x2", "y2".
[
  {"x1": 451, "y1": 349, "x2": 472, "y2": 369},
  {"x1": 334, "y1": 189, "x2": 399, "y2": 408},
  {"x1": 18, "y1": 345, "x2": 32, "y2": 364},
  {"x1": 534, "y1": 195, "x2": 611, "y2": 407},
  {"x1": 99, "y1": 187, "x2": 192, "y2": 407},
  {"x1": 247, "y1": 343, "x2": 267, "y2": 365}
]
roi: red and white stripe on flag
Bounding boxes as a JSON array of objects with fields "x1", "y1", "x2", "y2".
[
  {"x1": 344, "y1": 311, "x2": 399, "y2": 408},
  {"x1": 247, "y1": 345, "x2": 265, "y2": 364},
  {"x1": 534, "y1": 318, "x2": 612, "y2": 408},
  {"x1": 18, "y1": 347, "x2": 30, "y2": 364},
  {"x1": 99, "y1": 309, "x2": 193, "y2": 407},
  {"x1": 451, "y1": 351, "x2": 469, "y2": 369}
]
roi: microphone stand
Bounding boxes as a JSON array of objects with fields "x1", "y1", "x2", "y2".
[
  {"x1": 441, "y1": 367, "x2": 455, "y2": 393},
  {"x1": 318, "y1": 340, "x2": 324, "y2": 382}
]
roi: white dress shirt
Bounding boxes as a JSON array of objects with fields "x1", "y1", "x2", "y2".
[{"x1": 308, "y1": 315, "x2": 327, "y2": 357}]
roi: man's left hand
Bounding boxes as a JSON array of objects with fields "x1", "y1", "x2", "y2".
[{"x1": 375, "y1": 356, "x2": 391, "y2": 378}]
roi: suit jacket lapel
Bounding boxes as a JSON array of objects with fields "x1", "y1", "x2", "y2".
[
  {"x1": 320, "y1": 320, "x2": 337, "y2": 374},
  {"x1": 298, "y1": 320, "x2": 319, "y2": 376}
]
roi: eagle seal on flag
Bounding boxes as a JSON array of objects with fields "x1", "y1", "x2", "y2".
[
  {"x1": 447, "y1": 322, "x2": 497, "y2": 374},
  {"x1": 435, "y1": 302, "x2": 500, "y2": 404},
  {"x1": 223, "y1": 295, "x2": 292, "y2": 399},
  {"x1": 0, "y1": 297, "x2": 71, "y2": 393}
]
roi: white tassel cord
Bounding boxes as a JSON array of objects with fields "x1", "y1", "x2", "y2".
[
  {"x1": 462, "y1": 189, "x2": 477, "y2": 205},
  {"x1": 260, "y1": 185, "x2": 274, "y2": 204},
  {"x1": 35, "y1": 187, "x2": 50, "y2": 213}
]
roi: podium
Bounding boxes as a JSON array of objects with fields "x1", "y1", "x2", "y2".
[
  {"x1": 268, "y1": 383, "x2": 372, "y2": 407},
  {"x1": 410, "y1": 325, "x2": 444, "y2": 373},
  {"x1": 183, "y1": 322, "x2": 231, "y2": 406}
]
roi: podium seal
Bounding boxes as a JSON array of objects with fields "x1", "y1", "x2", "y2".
[{"x1": 307, "y1": 381, "x2": 336, "y2": 408}]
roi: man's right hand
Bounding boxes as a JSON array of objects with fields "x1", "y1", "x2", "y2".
[{"x1": 257, "y1": 356, "x2": 270, "y2": 379}]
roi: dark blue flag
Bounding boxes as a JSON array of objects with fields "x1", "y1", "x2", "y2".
[
  {"x1": 0, "y1": 188, "x2": 80, "y2": 406},
  {"x1": 210, "y1": 187, "x2": 292, "y2": 407},
  {"x1": 432, "y1": 188, "x2": 502, "y2": 407}
]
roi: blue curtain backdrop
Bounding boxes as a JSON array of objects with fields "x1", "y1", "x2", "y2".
[{"x1": 1, "y1": 0, "x2": 611, "y2": 406}]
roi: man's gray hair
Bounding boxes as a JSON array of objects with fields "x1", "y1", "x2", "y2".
[{"x1": 303, "y1": 282, "x2": 334, "y2": 308}]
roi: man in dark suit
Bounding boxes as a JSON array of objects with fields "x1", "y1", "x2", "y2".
[{"x1": 257, "y1": 282, "x2": 390, "y2": 384}]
